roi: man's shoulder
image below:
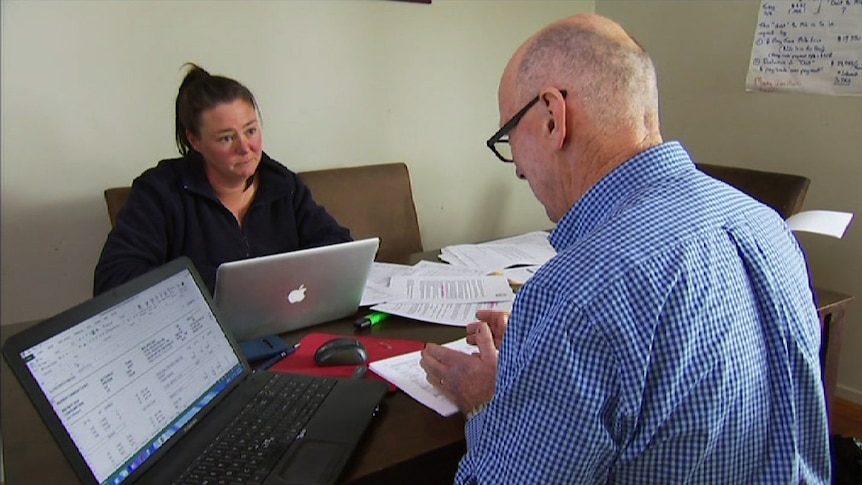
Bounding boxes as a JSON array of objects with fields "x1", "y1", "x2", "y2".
[{"x1": 533, "y1": 184, "x2": 750, "y2": 305}]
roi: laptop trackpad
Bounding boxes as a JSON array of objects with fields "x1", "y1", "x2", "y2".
[{"x1": 275, "y1": 440, "x2": 347, "y2": 485}]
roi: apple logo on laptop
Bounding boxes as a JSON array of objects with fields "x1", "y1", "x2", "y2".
[{"x1": 287, "y1": 284, "x2": 307, "y2": 304}]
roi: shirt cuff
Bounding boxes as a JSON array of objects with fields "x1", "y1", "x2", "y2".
[{"x1": 465, "y1": 401, "x2": 490, "y2": 422}]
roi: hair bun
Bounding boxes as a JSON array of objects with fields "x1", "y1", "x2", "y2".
[{"x1": 179, "y1": 62, "x2": 209, "y2": 89}]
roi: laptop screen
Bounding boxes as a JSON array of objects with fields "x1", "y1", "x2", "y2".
[{"x1": 18, "y1": 268, "x2": 244, "y2": 485}]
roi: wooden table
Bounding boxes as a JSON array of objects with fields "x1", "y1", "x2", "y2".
[{"x1": 1, "y1": 282, "x2": 853, "y2": 485}]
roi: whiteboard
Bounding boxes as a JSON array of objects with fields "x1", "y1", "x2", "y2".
[{"x1": 746, "y1": 0, "x2": 862, "y2": 95}]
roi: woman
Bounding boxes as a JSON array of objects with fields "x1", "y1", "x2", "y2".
[{"x1": 94, "y1": 64, "x2": 351, "y2": 295}]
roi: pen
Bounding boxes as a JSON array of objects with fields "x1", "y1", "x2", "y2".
[
  {"x1": 256, "y1": 343, "x2": 300, "y2": 371},
  {"x1": 354, "y1": 311, "x2": 390, "y2": 330}
]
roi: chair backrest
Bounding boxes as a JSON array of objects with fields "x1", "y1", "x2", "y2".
[
  {"x1": 298, "y1": 162, "x2": 423, "y2": 263},
  {"x1": 696, "y1": 163, "x2": 810, "y2": 219},
  {"x1": 101, "y1": 163, "x2": 423, "y2": 263},
  {"x1": 104, "y1": 186, "x2": 132, "y2": 228}
]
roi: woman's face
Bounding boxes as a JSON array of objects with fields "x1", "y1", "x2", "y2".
[{"x1": 188, "y1": 99, "x2": 263, "y2": 187}]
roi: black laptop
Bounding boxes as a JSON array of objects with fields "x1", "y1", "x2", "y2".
[{"x1": 2, "y1": 257, "x2": 387, "y2": 485}]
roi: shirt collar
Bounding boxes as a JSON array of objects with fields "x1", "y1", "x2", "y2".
[{"x1": 549, "y1": 141, "x2": 694, "y2": 252}]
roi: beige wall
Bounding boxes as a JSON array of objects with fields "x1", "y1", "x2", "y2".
[
  {"x1": 3, "y1": 0, "x2": 859, "y2": 404},
  {"x1": 597, "y1": 0, "x2": 862, "y2": 403},
  {"x1": 1, "y1": 0, "x2": 587, "y2": 322}
]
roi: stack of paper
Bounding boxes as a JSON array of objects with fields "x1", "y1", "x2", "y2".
[
  {"x1": 372, "y1": 273, "x2": 515, "y2": 326},
  {"x1": 439, "y1": 231, "x2": 556, "y2": 273},
  {"x1": 372, "y1": 300, "x2": 514, "y2": 327},
  {"x1": 359, "y1": 262, "x2": 413, "y2": 306},
  {"x1": 359, "y1": 260, "x2": 516, "y2": 326},
  {"x1": 358, "y1": 231, "x2": 558, "y2": 326}
]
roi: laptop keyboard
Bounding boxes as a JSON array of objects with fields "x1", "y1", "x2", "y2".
[{"x1": 174, "y1": 372, "x2": 337, "y2": 485}]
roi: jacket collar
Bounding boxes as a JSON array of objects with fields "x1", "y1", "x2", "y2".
[{"x1": 179, "y1": 152, "x2": 295, "y2": 204}]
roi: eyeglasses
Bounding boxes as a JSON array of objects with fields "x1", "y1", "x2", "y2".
[{"x1": 486, "y1": 89, "x2": 567, "y2": 163}]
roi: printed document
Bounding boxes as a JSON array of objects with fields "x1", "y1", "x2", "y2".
[
  {"x1": 371, "y1": 300, "x2": 513, "y2": 327},
  {"x1": 439, "y1": 231, "x2": 556, "y2": 272},
  {"x1": 387, "y1": 275, "x2": 515, "y2": 303},
  {"x1": 406, "y1": 260, "x2": 487, "y2": 277},
  {"x1": 369, "y1": 337, "x2": 475, "y2": 416},
  {"x1": 361, "y1": 262, "x2": 412, "y2": 306}
]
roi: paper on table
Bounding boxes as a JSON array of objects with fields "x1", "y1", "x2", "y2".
[
  {"x1": 360, "y1": 281, "x2": 401, "y2": 306},
  {"x1": 406, "y1": 260, "x2": 487, "y2": 278},
  {"x1": 360, "y1": 262, "x2": 413, "y2": 306},
  {"x1": 369, "y1": 337, "x2": 476, "y2": 416},
  {"x1": 367, "y1": 262, "x2": 413, "y2": 285},
  {"x1": 439, "y1": 231, "x2": 556, "y2": 272},
  {"x1": 439, "y1": 244, "x2": 554, "y2": 272},
  {"x1": 786, "y1": 210, "x2": 854, "y2": 239},
  {"x1": 482, "y1": 230, "x2": 552, "y2": 246},
  {"x1": 361, "y1": 259, "x2": 507, "y2": 307},
  {"x1": 371, "y1": 300, "x2": 513, "y2": 326},
  {"x1": 502, "y1": 265, "x2": 541, "y2": 286},
  {"x1": 388, "y1": 275, "x2": 514, "y2": 303}
]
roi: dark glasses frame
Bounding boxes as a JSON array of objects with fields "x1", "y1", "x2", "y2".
[{"x1": 486, "y1": 89, "x2": 567, "y2": 163}]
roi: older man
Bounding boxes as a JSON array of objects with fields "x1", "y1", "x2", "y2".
[{"x1": 420, "y1": 14, "x2": 829, "y2": 484}]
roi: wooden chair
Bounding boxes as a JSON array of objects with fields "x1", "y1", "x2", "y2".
[
  {"x1": 104, "y1": 186, "x2": 132, "y2": 228},
  {"x1": 697, "y1": 163, "x2": 810, "y2": 219},
  {"x1": 298, "y1": 162, "x2": 423, "y2": 263},
  {"x1": 102, "y1": 162, "x2": 423, "y2": 263}
]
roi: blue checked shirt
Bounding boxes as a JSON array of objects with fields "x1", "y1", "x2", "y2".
[{"x1": 456, "y1": 142, "x2": 830, "y2": 484}]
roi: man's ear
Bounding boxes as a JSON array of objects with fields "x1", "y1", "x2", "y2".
[{"x1": 540, "y1": 89, "x2": 567, "y2": 151}]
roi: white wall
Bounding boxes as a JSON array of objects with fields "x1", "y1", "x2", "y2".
[
  {"x1": 597, "y1": 0, "x2": 862, "y2": 403},
  {"x1": 1, "y1": 0, "x2": 588, "y2": 325}
]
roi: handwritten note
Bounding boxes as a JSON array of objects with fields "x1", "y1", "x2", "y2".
[{"x1": 746, "y1": 0, "x2": 862, "y2": 95}]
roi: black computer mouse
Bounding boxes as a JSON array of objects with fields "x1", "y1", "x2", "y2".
[{"x1": 313, "y1": 337, "x2": 368, "y2": 367}]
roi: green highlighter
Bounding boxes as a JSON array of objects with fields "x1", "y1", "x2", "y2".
[{"x1": 354, "y1": 311, "x2": 390, "y2": 330}]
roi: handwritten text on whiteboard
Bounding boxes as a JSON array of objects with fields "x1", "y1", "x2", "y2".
[{"x1": 745, "y1": 0, "x2": 862, "y2": 95}]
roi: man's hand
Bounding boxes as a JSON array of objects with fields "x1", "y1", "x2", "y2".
[
  {"x1": 419, "y1": 321, "x2": 498, "y2": 414},
  {"x1": 467, "y1": 310, "x2": 509, "y2": 350}
]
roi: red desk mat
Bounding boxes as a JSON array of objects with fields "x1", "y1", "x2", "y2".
[{"x1": 269, "y1": 333, "x2": 425, "y2": 392}]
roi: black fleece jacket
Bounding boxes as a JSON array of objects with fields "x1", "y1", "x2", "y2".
[{"x1": 94, "y1": 152, "x2": 351, "y2": 295}]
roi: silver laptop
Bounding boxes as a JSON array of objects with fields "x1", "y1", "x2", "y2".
[{"x1": 214, "y1": 238, "x2": 379, "y2": 341}]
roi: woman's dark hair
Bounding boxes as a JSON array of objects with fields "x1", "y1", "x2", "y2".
[{"x1": 174, "y1": 63, "x2": 259, "y2": 156}]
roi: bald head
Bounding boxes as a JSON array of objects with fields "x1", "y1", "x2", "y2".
[
  {"x1": 501, "y1": 14, "x2": 660, "y2": 142},
  {"x1": 544, "y1": 14, "x2": 643, "y2": 52},
  {"x1": 493, "y1": 14, "x2": 663, "y2": 222}
]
